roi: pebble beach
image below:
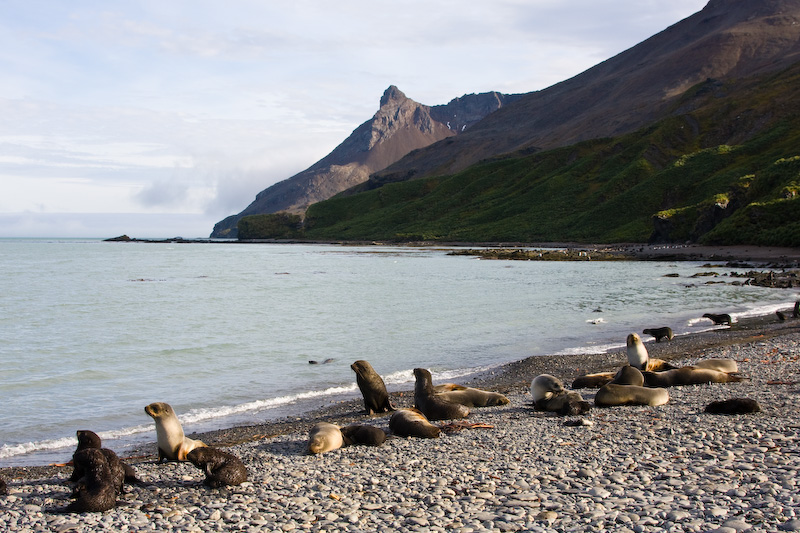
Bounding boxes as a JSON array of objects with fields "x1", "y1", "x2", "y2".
[{"x1": 2, "y1": 316, "x2": 799, "y2": 532}]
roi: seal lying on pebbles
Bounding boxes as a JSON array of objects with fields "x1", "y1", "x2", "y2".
[
  {"x1": 144, "y1": 402, "x2": 207, "y2": 462},
  {"x1": 351, "y1": 360, "x2": 394, "y2": 415},
  {"x1": 389, "y1": 408, "x2": 441, "y2": 438},
  {"x1": 64, "y1": 448, "x2": 122, "y2": 513},
  {"x1": 571, "y1": 371, "x2": 615, "y2": 389},
  {"x1": 705, "y1": 398, "x2": 761, "y2": 414},
  {"x1": 433, "y1": 383, "x2": 510, "y2": 407},
  {"x1": 627, "y1": 333, "x2": 676, "y2": 371},
  {"x1": 413, "y1": 368, "x2": 470, "y2": 421},
  {"x1": 643, "y1": 367, "x2": 745, "y2": 387},
  {"x1": 595, "y1": 366, "x2": 670, "y2": 407},
  {"x1": 307, "y1": 422, "x2": 344, "y2": 454},
  {"x1": 70, "y1": 430, "x2": 140, "y2": 485},
  {"x1": 340, "y1": 424, "x2": 387, "y2": 447},
  {"x1": 186, "y1": 447, "x2": 247, "y2": 487},
  {"x1": 694, "y1": 358, "x2": 739, "y2": 373},
  {"x1": 530, "y1": 374, "x2": 591, "y2": 415},
  {"x1": 642, "y1": 327, "x2": 674, "y2": 342},
  {"x1": 703, "y1": 312, "x2": 732, "y2": 325}
]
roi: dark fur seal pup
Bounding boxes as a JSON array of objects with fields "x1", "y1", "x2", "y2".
[
  {"x1": 70, "y1": 430, "x2": 141, "y2": 485},
  {"x1": 413, "y1": 368, "x2": 470, "y2": 421},
  {"x1": 0, "y1": 475, "x2": 7, "y2": 495},
  {"x1": 144, "y1": 402, "x2": 206, "y2": 462},
  {"x1": 307, "y1": 422, "x2": 344, "y2": 454},
  {"x1": 642, "y1": 327, "x2": 674, "y2": 342},
  {"x1": 777, "y1": 310, "x2": 787, "y2": 321},
  {"x1": 186, "y1": 447, "x2": 247, "y2": 487},
  {"x1": 64, "y1": 448, "x2": 120, "y2": 513},
  {"x1": 433, "y1": 383, "x2": 510, "y2": 407},
  {"x1": 530, "y1": 374, "x2": 591, "y2": 416},
  {"x1": 703, "y1": 312, "x2": 732, "y2": 325},
  {"x1": 705, "y1": 398, "x2": 761, "y2": 415},
  {"x1": 351, "y1": 360, "x2": 394, "y2": 415},
  {"x1": 389, "y1": 408, "x2": 440, "y2": 438},
  {"x1": 643, "y1": 367, "x2": 745, "y2": 387},
  {"x1": 340, "y1": 424, "x2": 387, "y2": 447},
  {"x1": 595, "y1": 366, "x2": 669, "y2": 407}
]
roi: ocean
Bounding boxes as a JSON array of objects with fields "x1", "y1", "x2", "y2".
[{"x1": 0, "y1": 239, "x2": 795, "y2": 467}]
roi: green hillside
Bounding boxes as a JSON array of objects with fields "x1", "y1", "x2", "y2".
[{"x1": 244, "y1": 64, "x2": 800, "y2": 246}]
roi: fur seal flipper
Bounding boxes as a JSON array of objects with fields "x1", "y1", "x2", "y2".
[
  {"x1": 341, "y1": 424, "x2": 387, "y2": 447},
  {"x1": 307, "y1": 422, "x2": 344, "y2": 454},
  {"x1": 413, "y1": 368, "x2": 470, "y2": 421},
  {"x1": 351, "y1": 360, "x2": 395, "y2": 415},
  {"x1": 144, "y1": 402, "x2": 207, "y2": 462},
  {"x1": 389, "y1": 408, "x2": 440, "y2": 438},
  {"x1": 530, "y1": 374, "x2": 591, "y2": 416},
  {"x1": 705, "y1": 398, "x2": 761, "y2": 414},
  {"x1": 186, "y1": 447, "x2": 247, "y2": 487}
]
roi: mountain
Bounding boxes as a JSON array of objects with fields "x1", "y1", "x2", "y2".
[
  {"x1": 210, "y1": 87, "x2": 520, "y2": 238},
  {"x1": 369, "y1": 0, "x2": 800, "y2": 186}
]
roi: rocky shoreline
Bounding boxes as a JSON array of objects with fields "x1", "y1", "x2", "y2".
[{"x1": 2, "y1": 313, "x2": 800, "y2": 531}]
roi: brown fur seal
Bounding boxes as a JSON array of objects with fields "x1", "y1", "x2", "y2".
[
  {"x1": 389, "y1": 408, "x2": 440, "y2": 438},
  {"x1": 705, "y1": 398, "x2": 761, "y2": 414},
  {"x1": 642, "y1": 327, "x2": 674, "y2": 342},
  {"x1": 433, "y1": 383, "x2": 510, "y2": 407},
  {"x1": 70, "y1": 430, "x2": 141, "y2": 485},
  {"x1": 693, "y1": 358, "x2": 739, "y2": 373},
  {"x1": 703, "y1": 312, "x2": 732, "y2": 325},
  {"x1": 595, "y1": 366, "x2": 669, "y2": 407},
  {"x1": 0, "y1": 476, "x2": 7, "y2": 495},
  {"x1": 63, "y1": 448, "x2": 121, "y2": 513},
  {"x1": 144, "y1": 402, "x2": 207, "y2": 462},
  {"x1": 643, "y1": 367, "x2": 745, "y2": 387},
  {"x1": 626, "y1": 333, "x2": 676, "y2": 371},
  {"x1": 572, "y1": 372, "x2": 615, "y2": 389},
  {"x1": 530, "y1": 374, "x2": 591, "y2": 415},
  {"x1": 340, "y1": 424, "x2": 387, "y2": 447},
  {"x1": 351, "y1": 360, "x2": 394, "y2": 415},
  {"x1": 186, "y1": 447, "x2": 247, "y2": 487},
  {"x1": 413, "y1": 368, "x2": 470, "y2": 421},
  {"x1": 307, "y1": 422, "x2": 344, "y2": 454}
]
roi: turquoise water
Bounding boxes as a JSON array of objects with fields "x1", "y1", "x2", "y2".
[{"x1": 0, "y1": 239, "x2": 795, "y2": 466}]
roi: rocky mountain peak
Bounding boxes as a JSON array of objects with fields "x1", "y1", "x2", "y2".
[{"x1": 380, "y1": 85, "x2": 408, "y2": 107}]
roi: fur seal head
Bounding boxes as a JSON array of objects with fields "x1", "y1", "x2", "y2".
[
  {"x1": 307, "y1": 422, "x2": 344, "y2": 454},
  {"x1": 530, "y1": 374, "x2": 564, "y2": 403},
  {"x1": 626, "y1": 333, "x2": 648, "y2": 370},
  {"x1": 144, "y1": 402, "x2": 206, "y2": 462},
  {"x1": 413, "y1": 368, "x2": 470, "y2": 421},
  {"x1": 351, "y1": 360, "x2": 394, "y2": 414}
]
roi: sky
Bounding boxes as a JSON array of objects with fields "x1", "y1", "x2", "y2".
[{"x1": 0, "y1": 0, "x2": 709, "y2": 238}]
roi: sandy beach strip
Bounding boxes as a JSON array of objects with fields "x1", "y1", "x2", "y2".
[{"x1": 2, "y1": 315, "x2": 799, "y2": 532}]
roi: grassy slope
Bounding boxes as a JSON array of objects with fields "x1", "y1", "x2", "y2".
[{"x1": 296, "y1": 64, "x2": 800, "y2": 245}]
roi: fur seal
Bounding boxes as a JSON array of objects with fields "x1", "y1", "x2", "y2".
[
  {"x1": 571, "y1": 372, "x2": 615, "y2": 389},
  {"x1": 0, "y1": 475, "x2": 7, "y2": 495},
  {"x1": 64, "y1": 448, "x2": 121, "y2": 513},
  {"x1": 643, "y1": 367, "x2": 745, "y2": 387},
  {"x1": 307, "y1": 422, "x2": 344, "y2": 454},
  {"x1": 340, "y1": 424, "x2": 387, "y2": 447},
  {"x1": 642, "y1": 327, "x2": 674, "y2": 342},
  {"x1": 351, "y1": 360, "x2": 394, "y2": 415},
  {"x1": 530, "y1": 374, "x2": 591, "y2": 415},
  {"x1": 70, "y1": 430, "x2": 141, "y2": 485},
  {"x1": 186, "y1": 447, "x2": 247, "y2": 487},
  {"x1": 794, "y1": 301, "x2": 799, "y2": 318},
  {"x1": 626, "y1": 333, "x2": 676, "y2": 371},
  {"x1": 413, "y1": 368, "x2": 470, "y2": 421},
  {"x1": 694, "y1": 358, "x2": 739, "y2": 373},
  {"x1": 703, "y1": 312, "x2": 732, "y2": 325},
  {"x1": 144, "y1": 402, "x2": 206, "y2": 462},
  {"x1": 389, "y1": 408, "x2": 440, "y2": 438},
  {"x1": 594, "y1": 366, "x2": 669, "y2": 407},
  {"x1": 705, "y1": 398, "x2": 761, "y2": 414},
  {"x1": 308, "y1": 358, "x2": 335, "y2": 364},
  {"x1": 432, "y1": 383, "x2": 510, "y2": 407}
]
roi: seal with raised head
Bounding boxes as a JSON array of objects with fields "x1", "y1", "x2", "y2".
[
  {"x1": 642, "y1": 327, "x2": 674, "y2": 342},
  {"x1": 703, "y1": 312, "x2": 732, "y2": 325},
  {"x1": 64, "y1": 448, "x2": 120, "y2": 513},
  {"x1": 389, "y1": 408, "x2": 440, "y2": 438},
  {"x1": 144, "y1": 402, "x2": 206, "y2": 462},
  {"x1": 626, "y1": 333, "x2": 676, "y2": 371},
  {"x1": 340, "y1": 424, "x2": 388, "y2": 447},
  {"x1": 594, "y1": 366, "x2": 670, "y2": 407},
  {"x1": 433, "y1": 383, "x2": 510, "y2": 407},
  {"x1": 307, "y1": 422, "x2": 344, "y2": 454},
  {"x1": 70, "y1": 430, "x2": 141, "y2": 485},
  {"x1": 413, "y1": 368, "x2": 470, "y2": 421},
  {"x1": 705, "y1": 398, "x2": 761, "y2": 414},
  {"x1": 186, "y1": 447, "x2": 247, "y2": 487},
  {"x1": 643, "y1": 367, "x2": 745, "y2": 387},
  {"x1": 351, "y1": 360, "x2": 394, "y2": 415},
  {"x1": 530, "y1": 374, "x2": 591, "y2": 415}
]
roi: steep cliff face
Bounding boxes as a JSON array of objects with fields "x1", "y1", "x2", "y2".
[{"x1": 210, "y1": 86, "x2": 518, "y2": 238}]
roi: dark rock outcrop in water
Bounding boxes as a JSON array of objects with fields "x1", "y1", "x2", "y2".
[{"x1": 210, "y1": 87, "x2": 520, "y2": 238}]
